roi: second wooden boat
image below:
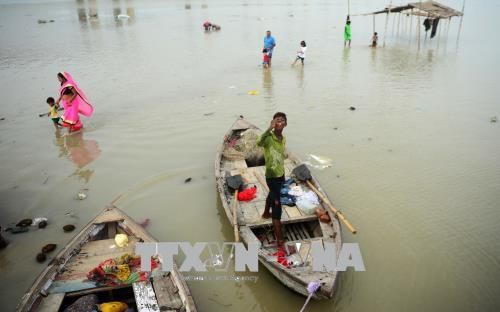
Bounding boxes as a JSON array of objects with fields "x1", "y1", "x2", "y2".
[{"x1": 17, "y1": 206, "x2": 197, "y2": 312}]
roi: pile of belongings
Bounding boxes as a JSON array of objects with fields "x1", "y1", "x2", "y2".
[
  {"x1": 280, "y1": 179, "x2": 320, "y2": 215},
  {"x1": 87, "y1": 253, "x2": 159, "y2": 286},
  {"x1": 63, "y1": 294, "x2": 129, "y2": 312},
  {"x1": 223, "y1": 129, "x2": 264, "y2": 164}
]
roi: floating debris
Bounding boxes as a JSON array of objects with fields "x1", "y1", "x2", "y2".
[
  {"x1": 36, "y1": 253, "x2": 47, "y2": 263},
  {"x1": 38, "y1": 221, "x2": 48, "y2": 229},
  {"x1": 75, "y1": 189, "x2": 89, "y2": 200},
  {"x1": 491, "y1": 116, "x2": 498, "y2": 123},
  {"x1": 0, "y1": 117, "x2": 5, "y2": 121},
  {"x1": 11, "y1": 227, "x2": 29, "y2": 234},
  {"x1": 16, "y1": 219, "x2": 33, "y2": 227},
  {"x1": 349, "y1": 106, "x2": 356, "y2": 111},
  {"x1": 116, "y1": 14, "x2": 130, "y2": 19},
  {"x1": 184, "y1": 177, "x2": 192, "y2": 183},
  {"x1": 247, "y1": 90, "x2": 259, "y2": 95},
  {"x1": 139, "y1": 218, "x2": 150, "y2": 228},
  {"x1": 41, "y1": 243, "x2": 57, "y2": 253},
  {"x1": 63, "y1": 224, "x2": 75, "y2": 232},
  {"x1": 204, "y1": 112, "x2": 215, "y2": 116},
  {"x1": 333, "y1": 127, "x2": 338, "y2": 130},
  {"x1": 303, "y1": 154, "x2": 333, "y2": 170},
  {"x1": 32, "y1": 217, "x2": 48, "y2": 227}
]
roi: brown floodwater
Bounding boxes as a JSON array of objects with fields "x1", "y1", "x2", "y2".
[{"x1": 0, "y1": 0, "x2": 499, "y2": 311}]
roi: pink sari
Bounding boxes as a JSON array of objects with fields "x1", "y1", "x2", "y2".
[{"x1": 59, "y1": 72, "x2": 94, "y2": 131}]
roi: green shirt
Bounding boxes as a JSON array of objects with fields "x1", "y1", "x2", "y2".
[{"x1": 256, "y1": 129, "x2": 286, "y2": 178}]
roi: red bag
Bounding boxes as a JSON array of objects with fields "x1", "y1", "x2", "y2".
[{"x1": 237, "y1": 186, "x2": 257, "y2": 201}]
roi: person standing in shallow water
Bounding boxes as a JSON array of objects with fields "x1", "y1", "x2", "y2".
[
  {"x1": 344, "y1": 20, "x2": 352, "y2": 47},
  {"x1": 56, "y1": 72, "x2": 94, "y2": 133},
  {"x1": 263, "y1": 30, "x2": 276, "y2": 67},
  {"x1": 257, "y1": 112, "x2": 287, "y2": 247}
]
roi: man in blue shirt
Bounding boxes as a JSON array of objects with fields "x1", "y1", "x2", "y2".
[{"x1": 263, "y1": 30, "x2": 276, "y2": 67}]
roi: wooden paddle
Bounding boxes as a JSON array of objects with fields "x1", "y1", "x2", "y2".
[
  {"x1": 226, "y1": 174, "x2": 244, "y2": 242},
  {"x1": 292, "y1": 164, "x2": 357, "y2": 234}
]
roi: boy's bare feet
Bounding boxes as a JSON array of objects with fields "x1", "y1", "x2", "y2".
[{"x1": 262, "y1": 211, "x2": 271, "y2": 219}]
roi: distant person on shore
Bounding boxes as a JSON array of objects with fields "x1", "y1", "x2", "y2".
[
  {"x1": 291, "y1": 40, "x2": 307, "y2": 66},
  {"x1": 371, "y1": 32, "x2": 378, "y2": 47},
  {"x1": 262, "y1": 48, "x2": 270, "y2": 68},
  {"x1": 56, "y1": 72, "x2": 94, "y2": 133},
  {"x1": 44, "y1": 97, "x2": 61, "y2": 128},
  {"x1": 257, "y1": 112, "x2": 288, "y2": 248},
  {"x1": 263, "y1": 30, "x2": 276, "y2": 67},
  {"x1": 344, "y1": 20, "x2": 352, "y2": 47}
]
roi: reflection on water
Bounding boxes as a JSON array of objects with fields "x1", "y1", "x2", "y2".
[
  {"x1": 53, "y1": 128, "x2": 101, "y2": 171},
  {"x1": 77, "y1": 0, "x2": 135, "y2": 27},
  {"x1": 262, "y1": 69, "x2": 273, "y2": 97}
]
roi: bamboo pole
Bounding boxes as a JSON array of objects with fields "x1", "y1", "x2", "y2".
[
  {"x1": 391, "y1": 8, "x2": 397, "y2": 38},
  {"x1": 348, "y1": 0, "x2": 350, "y2": 16},
  {"x1": 373, "y1": 14, "x2": 376, "y2": 34},
  {"x1": 437, "y1": 17, "x2": 443, "y2": 50},
  {"x1": 417, "y1": 1, "x2": 422, "y2": 50},
  {"x1": 457, "y1": 0, "x2": 466, "y2": 47},
  {"x1": 409, "y1": 9, "x2": 413, "y2": 44},
  {"x1": 397, "y1": 12, "x2": 401, "y2": 38},
  {"x1": 383, "y1": 1, "x2": 392, "y2": 47}
]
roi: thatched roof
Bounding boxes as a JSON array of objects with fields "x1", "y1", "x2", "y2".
[{"x1": 365, "y1": 1, "x2": 463, "y2": 18}]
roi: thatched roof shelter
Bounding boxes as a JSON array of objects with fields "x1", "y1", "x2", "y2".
[{"x1": 367, "y1": 1, "x2": 463, "y2": 18}]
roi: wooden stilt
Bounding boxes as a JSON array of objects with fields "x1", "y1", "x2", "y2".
[
  {"x1": 397, "y1": 12, "x2": 401, "y2": 38},
  {"x1": 409, "y1": 9, "x2": 413, "y2": 44},
  {"x1": 417, "y1": 0, "x2": 422, "y2": 50},
  {"x1": 373, "y1": 14, "x2": 376, "y2": 34},
  {"x1": 457, "y1": 0, "x2": 465, "y2": 47},
  {"x1": 391, "y1": 8, "x2": 397, "y2": 38},
  {"x1": 383, "y1": 1, "x2": 392, "y2": 47}
]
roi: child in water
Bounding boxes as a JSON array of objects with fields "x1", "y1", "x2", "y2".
[
  {"x1": 262, "y1": 48, "x2": 270, "y2": 68},
  {"x1": 371, "y1": 32, "x2": 378, "y2": 47},
  {"x1": 43, "y1": 97, "x2": 61, "y2": 128},
  {"x1": 291, "y1": 40, "x2": 307, "y2": 66}
]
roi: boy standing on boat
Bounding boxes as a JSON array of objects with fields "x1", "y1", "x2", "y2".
[{"x1": 257, "y1": 112, "x2": 287, "y2": 247}]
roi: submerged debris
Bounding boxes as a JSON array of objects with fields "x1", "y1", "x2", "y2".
[
  {"x1": 36, "y1": 253, "x2": 47, "y2": 263},
  {"x1": 11, "y1": 227, "x2": 29, "y2": 234},
  {"x1": 63, "y1": 224, "x2": 75, "y2": 232},
  {"x1": 41, "y1": 243, "x2": 57, "y2": 253},
  {"x1": 16, "y1": 219, "x2": 33, "y2": 227}
]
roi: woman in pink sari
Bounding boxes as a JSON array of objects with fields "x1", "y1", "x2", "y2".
[{"x1": 56, "y1": 72, "x2": 94, "y2": 132}]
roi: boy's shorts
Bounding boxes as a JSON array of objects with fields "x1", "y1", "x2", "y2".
[
  {"x1": 266, "y1": 176, "x2": 285, "y2": 219},
  {"x1": 51, "y1": 117, "x2": 60, "y2": 124}
]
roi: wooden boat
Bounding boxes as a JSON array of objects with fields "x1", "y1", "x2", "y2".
[
  {"x1": 17, "y1": 206, "x2": 197, "y2": 312},
  {"x1": 215, "y1": 117, "x2": 343, "y2": 299}
]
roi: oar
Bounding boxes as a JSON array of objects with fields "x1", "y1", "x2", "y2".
[
  {"x1": 292, "y1": 164, "x2": 357, "y2": 234},
  {"x1": 226, "y1": 174, "x2": 243, "y2": 242}
]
